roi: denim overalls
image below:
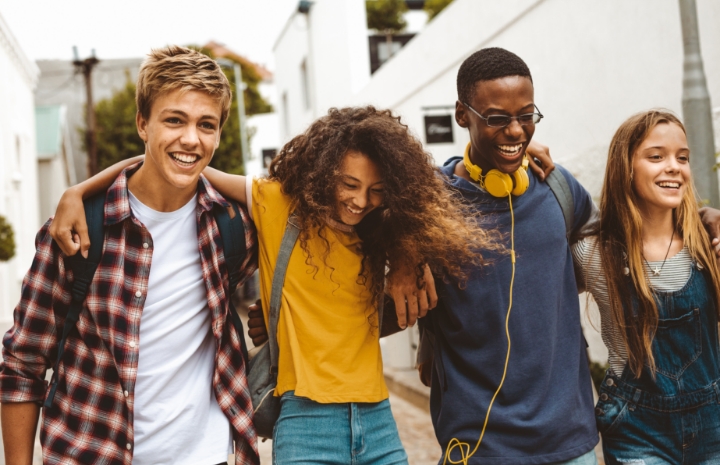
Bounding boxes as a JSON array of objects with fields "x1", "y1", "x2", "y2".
[{"x1": 596, "y1": 265, "x2": 720, "y2": 464}]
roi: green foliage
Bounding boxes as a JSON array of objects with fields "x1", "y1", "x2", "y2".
[
  {"x1": 366, "y1": 0, "x2": 407, "y2": 33},
  {"x1": 87, "y1": 51, "x2": 273, "y2": 175},
  {"x1": 0, "y1": 215, "x2": 16, "y2": 262},
  {"x1": 199, "y1": 46, "x2": 273, "y2": 175},
  {"x1": 93, "y1": 72, "x2": 145, "y2": 172},
  {"x1": 424, "y1": 0, "x2": 454, "y2": 21}
]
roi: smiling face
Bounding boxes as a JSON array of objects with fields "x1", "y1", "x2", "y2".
[
  {"x1": 134, "y1": 88, "x2": 222, "y2": 207},
  {"x1": 631, "y1": 122, "x2": 690, "y2": 216},
  {"x1": 334, "y1": 150, "x2": 385, "y2": 226},
  {"x1": 456, "y1": 75, "x2": 535, "y2": 174}
]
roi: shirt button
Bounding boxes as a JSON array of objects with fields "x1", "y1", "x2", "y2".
[
  {"x1": 600, "y1": 393, "x2": 608, "y2": 401},
  {"x1": 124, "y1": 390, "x2": 129, "y2": 397},
  {"x1": 135, "y1": 290, "x2": 142, "y2": 298},
  {"x1": 143, "y1": 242, "x2": 149, "y2": 249},
  {"x1": 126, "y1": 443, "x2": 132, "y2": 450},
  {"x1": 606, "y1": 378, "x2": 614, "y2": 387},
  {"x1": 129, "y1": 341, "x2": 136, "y2": 348}
]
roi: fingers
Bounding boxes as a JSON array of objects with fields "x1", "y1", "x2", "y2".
[
  {"x1": 405, "y1": 292, "x2": 419, "y2": 327},
  {"x1": 391, "y1": 291, "x2": 407, "y2": 330},
  {"x1": 248, "y1": 328, "x2": 268, "y2": 346},
  {"x1": 527, "y1": 157, "x2": 545, "y2": 181},
  {"x1": 422, "y1": 264, "x2": 438, "y2": 310},
  {"x1": 417, "y1": 290, "x2": 429, "y2": 319},
  {"x1": 54, "y1": 229, "x2": 80, "y2": 256},
  {"x1": 72, "y1": 223, "x2": 90, "y2": 259}
]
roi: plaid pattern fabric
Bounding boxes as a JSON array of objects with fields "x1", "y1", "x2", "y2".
[{"x1": 0, "y1": 163, "x2": 259, "y2": 465}]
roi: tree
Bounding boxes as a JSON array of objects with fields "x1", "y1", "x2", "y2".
[
  {"x1": 424, "y1": 0, "x2": 454, "y2": 21},
  {"x1": 0, "y1": 215, "x2": 16, "y2": 262},
  {"x1": 86, "y1": 51, "x2": 272, "y2": 175},
  {"x1": 366, "y1": 0, "x2": 407, "y2": 61}
]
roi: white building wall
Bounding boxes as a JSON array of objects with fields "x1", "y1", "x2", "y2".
[
  {"x1": 274, "y1": 0, "x2": 371, "y2": 142},
  {"x1": 0, "y1": 12, "x2": 40, "y2": 329},
  {"x1": 352, "y1": 0, "x2": 720, "y2": 199}
]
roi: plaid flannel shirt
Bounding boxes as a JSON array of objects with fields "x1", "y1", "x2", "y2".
[{"x1": 0, "y1": 164, "x2": 259, "y2": 465}]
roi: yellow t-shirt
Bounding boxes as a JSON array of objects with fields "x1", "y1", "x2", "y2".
[{"x1": 252, "y1": 179, "x2": 388, "y2": 403}]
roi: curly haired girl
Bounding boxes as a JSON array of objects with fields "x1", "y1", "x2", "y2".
[{"x1": 49, "y1": 105, "x2": 554, "y2": 463}]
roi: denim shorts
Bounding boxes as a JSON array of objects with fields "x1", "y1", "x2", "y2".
[{"x1": 272, "y1": 391, "x2": 408, "y2": 465}]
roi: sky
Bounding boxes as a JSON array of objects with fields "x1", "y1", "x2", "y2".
[{"x1": 0, "y1": 0, "x2": 301, "y2": 69}]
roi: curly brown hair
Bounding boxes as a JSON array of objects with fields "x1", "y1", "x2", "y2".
[{"x1": 268, "y1": 106, "x2": 501, "y2": 300}]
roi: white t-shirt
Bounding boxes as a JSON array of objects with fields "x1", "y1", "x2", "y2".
[{"x1": 129, "y1": 191, "x2": 232, "y2": 465}]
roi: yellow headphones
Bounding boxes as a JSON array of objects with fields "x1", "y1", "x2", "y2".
[{"x1": 462, "y1": 143, "x2": 529, "y2": 197}]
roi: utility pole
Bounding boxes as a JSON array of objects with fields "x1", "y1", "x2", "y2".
[
  {"x1": 217, "y1": 58, "x2": 250, "y2": 176},
  {"x1": 73, "y1": 46, "x2": 100, "y2": 177},
  {"x1": 679, "y1": 0, "x2": 718, "y2": 207}
]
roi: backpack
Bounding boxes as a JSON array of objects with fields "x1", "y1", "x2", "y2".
[{"x1": 44, "y1": 193, "x2": 251, "y2": 409}]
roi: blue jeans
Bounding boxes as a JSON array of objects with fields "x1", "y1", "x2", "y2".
[
  {"x1": 552, "y1": 449, "x2": 598, "y2": 465},
  {"x1": 272, "y1": 391, "x2": 408, "y2": 465},
  {"x1": 597, "y1": 267, "x2": 720, "y2": 464}
]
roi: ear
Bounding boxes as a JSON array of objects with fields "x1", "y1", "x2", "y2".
[
  {"x1": 455, "y1": 101, "x2": 469, "y2": 129},
  {"x1": 136, "y1": 111, "x2": 148, "y2": 143}
]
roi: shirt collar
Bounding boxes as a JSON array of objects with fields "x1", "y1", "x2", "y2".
[{"x1": 103, "y1": 161, "x2": 230, "y2": 226}]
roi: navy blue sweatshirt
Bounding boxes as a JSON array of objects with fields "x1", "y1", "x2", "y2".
[{"x1": 423, "y1": 158, "x2": 598, "y2": 464}]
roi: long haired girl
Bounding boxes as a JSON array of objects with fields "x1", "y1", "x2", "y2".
[{"x1": 573, "y1": 110, "x2": 720, "y2": 464}]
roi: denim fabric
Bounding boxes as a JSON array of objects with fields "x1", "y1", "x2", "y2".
[
  {"x1": 552, "y1": 449, "x2": 598, "y2": 465},
  {"x1": 596, "y1": 266, "x2": 720, "y2": 464},
  {"x1": 272, "y1": 391, "x2": 408, "y2": 465}
]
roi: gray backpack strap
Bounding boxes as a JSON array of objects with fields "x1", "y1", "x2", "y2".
[
  {"x1": 545, "y1": 169, "x2": 574, "y2": 238},
  {"x1": 268, "y1": 215, "x2": 300, "y2": 372}
]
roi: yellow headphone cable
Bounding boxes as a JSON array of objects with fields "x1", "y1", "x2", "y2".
[{"x1": 442, "y1": 194, "x2": 517, "y2": 465}]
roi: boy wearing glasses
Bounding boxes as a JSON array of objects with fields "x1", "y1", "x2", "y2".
[{"x1": 420, "y1": 48, "x2": 600, "y2": 464}]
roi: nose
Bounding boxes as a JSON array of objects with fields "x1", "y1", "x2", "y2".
[
  {"x1": 180, "y1": 125, "x2": 200, "y2": 147},
  {"x1": 352, "y1": 191, "x2": 369, "y2": 209},
  {"x1": 503, "y1": 118, "x2": 524, "y2": 139},
  {"x1": 666, "y1": 156, "x2": 681, "y2": 172}
]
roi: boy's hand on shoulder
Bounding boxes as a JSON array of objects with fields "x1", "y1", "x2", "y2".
[
  {"x1": 247, "y1": 300, "x2": 268, "y2": 346},
  {"x1": 387, "y1": 263, "x2": 437, "y2": 329},
  {"x1": 49, "y1": 187, "x2": 90, "y2": 258},
  {"x1": 699, "y1": 207, "x2": 720, "y2": 258},
  {"x1": 526, "y1": 140, "x2": 555, "y2": 181}
]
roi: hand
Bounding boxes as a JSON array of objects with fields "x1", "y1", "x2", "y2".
[
  {"x1": 48, "y1": 187, "x2": 90, "y2": 258},
  {"x1": 247, "y1": 299, "x2": 268, "y2": 346},
  {"x1": 386, "y1": 263, "x2": 438, "y2": 329},
  {"x1": 526, "y1": 139, "x2": 555, "y2": 182},
  {"x1": 699, "y1": 207, "x2": 720, "y2": 258}
]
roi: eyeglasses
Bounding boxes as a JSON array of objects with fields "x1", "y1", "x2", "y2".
[{"x1": 462, "y1": 103, "x2": 544, "y2": 128}]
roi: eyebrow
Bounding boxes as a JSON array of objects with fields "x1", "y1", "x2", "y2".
[
  {"x1": 483, "y1": 103, "x2": 535, "y2": 114},
  {"x1": 642, "y1": 145, "x2": 689, "y2": 152},
  {"x1": 160, "y1": 109, "x2": 220, "y2": 122},
  {"x1": 340, "y1": 174, "x2": 384, "y2": 186}
]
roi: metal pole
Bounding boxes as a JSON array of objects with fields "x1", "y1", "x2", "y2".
[
  {"x1": 233, "y1": 63, "x2": 250, "y2": 176},
  {"x1": 679, "y1": 0, "x2": 718, "y2": 207},
  {"x1": 73, "y1": 47, "x2": 100, "y2": 177}
]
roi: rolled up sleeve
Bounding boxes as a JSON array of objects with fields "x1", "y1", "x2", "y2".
[{"x1": 0, "y1": 220, "x2": 70, "y2": 404}]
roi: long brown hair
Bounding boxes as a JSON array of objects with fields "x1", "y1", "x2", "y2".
[
  {"x1": 599, "y1": 109, "x2": 720, "y2": 377},
  {"x1": 267, "y1": 106, "x2": 501, "y2": 303}
]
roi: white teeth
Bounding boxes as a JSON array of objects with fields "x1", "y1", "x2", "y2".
[
  {"x1": 170, "y1": 153, "x2": 199, "y2": 164},
  {"x1": 346, "y1": 205, "x2": 363, "y2": 215},
  {"x1": 497, "y1": 144, "x2": 523, "y2": 154},
  {"x1": 657, "y1": 181, "x2": 680, "y2": 188}
]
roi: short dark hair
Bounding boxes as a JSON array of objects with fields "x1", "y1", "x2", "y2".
[{"x1": 456, "y1": 47, "x2": 532, "y2": 104}]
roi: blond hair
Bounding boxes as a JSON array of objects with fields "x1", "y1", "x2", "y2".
[
  {"x1": 136, "y1": 45, "x2": 232, "y2": 126},
  {"x1": 599, "y1": 109, "x2": 720, "y2": 377}
]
